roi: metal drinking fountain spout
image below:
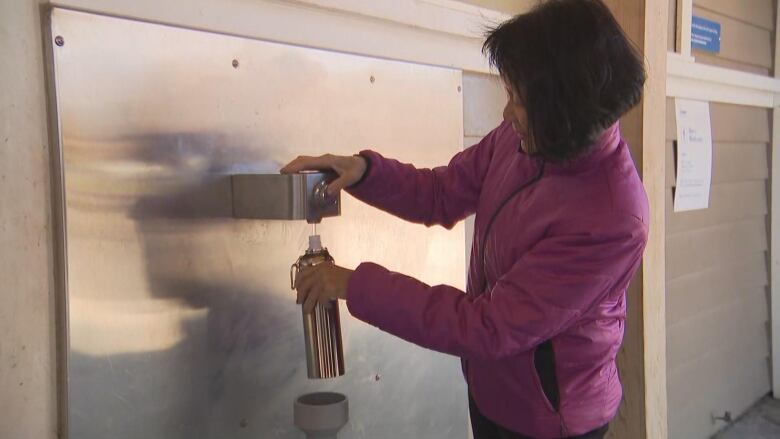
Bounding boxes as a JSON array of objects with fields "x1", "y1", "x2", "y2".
[{"x1": 231, "y1": 171, "x2": 341, "y2": 223}]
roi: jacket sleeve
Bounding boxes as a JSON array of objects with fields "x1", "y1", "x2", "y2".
[
  {"x1": 345, "y1": 124, "x2": 502, "y2": 229},
  {"x1": 345, "y1": 214, "x2": 648, "y2": 360}
]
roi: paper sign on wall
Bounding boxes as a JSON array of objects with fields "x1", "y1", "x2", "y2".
[{"x1": 674, "y1": 98, "x2": 713, "y2": 212}]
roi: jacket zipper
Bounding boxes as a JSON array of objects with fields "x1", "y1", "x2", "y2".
[
  {"x1": 477, "y1": 161, "x2": 571, "y2": 436},
  {"x1": 479, "y1": 161, "x2": 546, "y2": 291}
]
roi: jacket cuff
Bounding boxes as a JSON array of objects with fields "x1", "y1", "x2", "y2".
[
  {"x1": 348, "y1": 152, "x2": 372, "y2": 188},
  {"x1": 345, "y1": 150, "x2": 385, "y2": 200},
  {"x1": 346, "y1": 262, "x2": 387, "y2": 325}
]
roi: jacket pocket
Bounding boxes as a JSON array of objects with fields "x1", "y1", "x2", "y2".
[{"x1": 531, "y1": 339, "x2": 560, "y2": 413}]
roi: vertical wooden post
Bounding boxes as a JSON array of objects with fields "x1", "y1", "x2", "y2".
[
  {"x1": 770, "y1": 0, "x2": 780, "y2": 400},
  {"x1": 603, "y1": 0, "x2": 668, "y2": 437},
  {"x1": 638, "y1": 0, "x2": 669, "y2": 435},
  {"x1": 675, "y1": 0, "x2": 693, "y2": 58}
]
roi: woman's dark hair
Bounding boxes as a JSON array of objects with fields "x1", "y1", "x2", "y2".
[{"x1": 483, "y1": 0, "x2": 646, "y2": 162}]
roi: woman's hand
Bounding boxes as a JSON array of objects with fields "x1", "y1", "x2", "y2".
[
  {"x1": 280, "y1": 154, "x2": 367, "y2": 195},
  {"x1": 294, "y1": 263, "x2": 354, "y2": 314}
]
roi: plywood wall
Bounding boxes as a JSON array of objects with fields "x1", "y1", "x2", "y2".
[{"x1": 665, "y1": 98, "x2": 772, "y2": 439}]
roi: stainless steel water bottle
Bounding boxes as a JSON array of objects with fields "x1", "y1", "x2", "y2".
[{"x1": 290, "y1": 235, "x2": 345, "y2": 379}]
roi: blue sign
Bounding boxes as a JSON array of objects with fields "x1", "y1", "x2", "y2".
[{"x1": 691, "y1": 16, "x2": 721, "y2": 53}]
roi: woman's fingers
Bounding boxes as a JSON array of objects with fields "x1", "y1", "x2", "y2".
[
  {"x1": 280, "y1": 154, "x2": 335, "y2": 174},
  {"x1": 295, "y1": 266, "x2": 318, "y2": 303},
  {"x1": 296, "y1": 265, "x2": 329, "y2": 313},
  {"x1": 281, "y1": 155, "x2": 367, "y2": 196},
  {"x1": 327, "y1": 156, "x2": 367, "y2": 194},
  {"x1": 326, "y1": 174, "x2": 351, "y2": 195},
  {"x1": 302, "y1": 283, "x2": 321, "y2": 314},
  {"x1": 294, "y1": 263, "x2": 352, "y2": 312}
]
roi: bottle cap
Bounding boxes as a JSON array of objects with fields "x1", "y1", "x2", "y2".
[{"x1": 308, "y1": 235, "x2": 322, "y2": 251}]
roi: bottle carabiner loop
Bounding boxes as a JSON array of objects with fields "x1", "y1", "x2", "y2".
[{"x1": 290, "y1": 261, "x2": 300, "y2": 290}]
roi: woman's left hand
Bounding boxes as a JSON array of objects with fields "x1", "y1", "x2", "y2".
[{"x1": 294, "y1": 263, "x2": 354, "y2": 314}]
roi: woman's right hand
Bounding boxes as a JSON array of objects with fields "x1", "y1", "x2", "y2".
[{"x1": 280, "y1": 154, "x2": 368, "y2": 196}]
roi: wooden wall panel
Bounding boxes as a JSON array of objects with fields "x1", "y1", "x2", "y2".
[
  {"x1": 458, "y1": 0, "x2": 532, "y2": 15},
  {"x1": 667, "y1": 336, "x2": 770, "y2": 439},
  {"x1": 666, "y1": 218, "x2": 768, "y2": 279},
  {"x1": 689, "y1": 54, "x2": 771, "y2": 75},
  {"x1": 665, "y1": 181, "x2": 768, "y2": 233},
  {"x1": 665, "y1": 141, "x2": 768, "y2": 187},
  {"x1": 691, "y1": 5, "x2": 774, "y2": 73},
  {"x1": 668, "y1": 0, "x2": 677, "y2": 51},
  {"x1": 666, "y1": 0, "x2": 775, "y2": 437},
  {"x1": 665, "y1": 96, "x2": 772, "y2": 438},
  {"x1": 667, "y1": 285, "x2": 768, "y2": 368},
  {"x1": 710, "y1": 105, "x2": 771, "y2": 141},
  {"x1": 666, "y1": 251, "x2": 768, "y2": 325},
  {"x1": 665, "y1": 100, "x2": 771, "y2": 142},
  {"x1": 695, "y1": 0, "x2": 774, "y2": 30}
]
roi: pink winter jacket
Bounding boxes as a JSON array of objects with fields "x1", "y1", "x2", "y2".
[{"x1": 345, "y1": 121, "x2": 649, "y2": 438}]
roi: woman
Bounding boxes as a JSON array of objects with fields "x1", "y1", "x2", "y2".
[{"x1": 281, "y1": 1, "x2": 648, "y2": 438}]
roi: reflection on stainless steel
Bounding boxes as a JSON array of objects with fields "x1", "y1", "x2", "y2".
[
  {"x1": 50, "y1": 7, "x2": 466, "y2": 439},
  {"x1": 232, "y1": 172, "x2": 341, "y2": 224},
  {"x1": 291, "y1": 236, "x2": 345, "y2": 379}
]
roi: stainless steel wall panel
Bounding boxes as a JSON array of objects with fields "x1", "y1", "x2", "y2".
[{"x1": 49, "y1": 8, "x2": 466, "y2": 439}]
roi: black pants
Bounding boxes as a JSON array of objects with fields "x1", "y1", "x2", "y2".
[{"x1": 469, "y1": 395, "x2": 608, "y2": 439}]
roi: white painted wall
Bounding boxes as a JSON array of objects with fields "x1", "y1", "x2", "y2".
[{"x1": 0, "y1": 1, "x2": 58, "y2": 439}]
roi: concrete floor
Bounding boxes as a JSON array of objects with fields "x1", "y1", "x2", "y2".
[{"x1": 713, "y1": 397, "x2": 780, "y2": 439}]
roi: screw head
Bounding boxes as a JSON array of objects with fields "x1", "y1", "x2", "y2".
[
  {"x1": 369, "y1": 76, "x2": 375, "y2": 84},
  {"x1": 232, "y1": 59, "x2": 239, "y2": 68},
  {"x1": 54, "y1": 36, "x2": 64, "y2": 47},
  {"x1": 457, "y1": 85, "x2": 462, "y2": 92}
]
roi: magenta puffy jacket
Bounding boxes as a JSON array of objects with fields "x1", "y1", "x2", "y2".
[{"x1": 345, "y1": 121, "x2": 649, "y2": 438}]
